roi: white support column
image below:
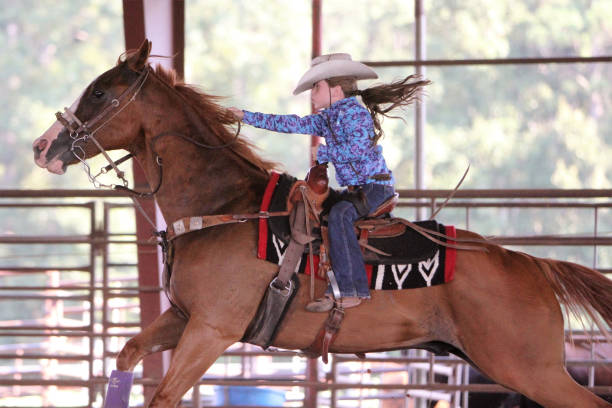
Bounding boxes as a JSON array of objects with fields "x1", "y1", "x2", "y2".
[
  {"x1": 415, "y1": 0, "x2": 427, "y2": 221},
  {"x1": 414, "y1": 7, "x2": 429, "y2": 407},
  {"x1": 143, "y1": 0, "x2": 174, "y2": 71},
  {"x1": 143, "y1": 0, "x2": 173, "y2": 373}
]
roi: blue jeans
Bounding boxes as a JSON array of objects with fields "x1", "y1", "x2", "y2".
[{"x1": 327, "y1": 183, "x2": 395, "y2": 298}]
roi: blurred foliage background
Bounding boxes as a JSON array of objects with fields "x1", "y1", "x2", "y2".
[
  {"x1": 185, "y1": 0, "x2": 611, "y2": 190},
  {"x1": 2, "y1": 0, "x2": 609, "y2": 191}
]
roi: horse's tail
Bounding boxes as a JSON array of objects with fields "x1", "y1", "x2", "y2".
[{"x1": 537, "y1": 257, "x2": 612, "y2": 336}]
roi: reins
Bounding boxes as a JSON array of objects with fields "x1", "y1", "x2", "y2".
[{"x1": 56, "y1": 64, "x2": 485, "y2": 254}]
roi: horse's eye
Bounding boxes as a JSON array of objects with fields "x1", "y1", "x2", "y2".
[{"x1": 93, "y1": 89, "x2": 104, "y2": 98}]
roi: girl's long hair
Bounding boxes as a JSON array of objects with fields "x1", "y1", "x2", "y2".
[{"x1": 328, "y1": 75, "x2": 431, "y2": 144}]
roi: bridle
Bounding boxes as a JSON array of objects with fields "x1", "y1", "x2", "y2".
[
  {"x1": 54, "y1": 65, "x2": 241, "y2": 198},
  {"x1": 52, "y1": 63, "x2": 242, "y2": 243},
  {"x1": 55, "y1": 67, "x2": 150, "y2": 191}
]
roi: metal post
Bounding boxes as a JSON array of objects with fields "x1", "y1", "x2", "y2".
[
  {"x1": 415, "y1": 0, "x2": 426, "y2": 221},
  {"x1": 143, "y1": 0, "x2": 180, "y2": 372},
  {"x1": 304, "y1": 2, "x2": 322, "y2": 408},
  {"x1": 462, "y1": 362, "x2": 470, "y2": 408},
  {"x1": 172, "y1": 0, "x2": 185, "y2": 79},
  {"x1": 102, "y1": 203, "x2": 110, "y2": 405},
  {"x1": 122, "y1": 1, "x2": 164, "y2": 404},
  {"x1": 192, "y1": 383, "x2": 201, "y2": 408},
  {"x1": 88, "y1": 202, "x2": 96, "y2": 406},
  {"x1": 589, "y1": 207, "x2": 598, "y2": 387},
  {"x1": 414, "y1": 4, "x2": 429, "y2": 405},
  {"x1": 310, "y1": 0, "x2": 323, "y2": 166},
  {"x1": 330, "y1": 357, "x2": 337, "y2": 408}
]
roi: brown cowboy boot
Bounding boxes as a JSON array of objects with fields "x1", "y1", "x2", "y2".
[
  {"x1": 305, "y1": 295, "x2": 362, "y2": 312},
  {"x1": 305, "y1": 294, "x2": 334, "y2": 312}
]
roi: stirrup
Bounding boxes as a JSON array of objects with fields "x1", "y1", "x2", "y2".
[{"x1": 337, "y1": 297, "x2": 362, "y2": 309}]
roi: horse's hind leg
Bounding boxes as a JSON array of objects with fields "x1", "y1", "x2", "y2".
[
  {"x1": 522, "y1": 367, "x2": 612, "y2": 408},
  {"x1": 460, "y1": 319, "x2": 611, "y2": 407},
  {"x1": 465, "y1": 326, "x2": 610, "y2": 407},
  {"x1": 148, "y1": 314, "x2": 238, "y2": 407},
  {"x1": 486, "y1": 351, "x2": 610, "y2": 407},
  {"x1": 450, "y1": 251, "x2": 611, "y2": 407},
  {"x1": 116, "y1": 307, "x2": 187, "y2": 372}
]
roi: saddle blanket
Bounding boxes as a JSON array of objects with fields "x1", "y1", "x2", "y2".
[{"x1": 257, "y1": 172, "x2": 456, "y2": 290}]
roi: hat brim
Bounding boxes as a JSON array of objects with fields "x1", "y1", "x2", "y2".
[{"x1": 293, "y1": 60, "x2": 378, "y2": 95}]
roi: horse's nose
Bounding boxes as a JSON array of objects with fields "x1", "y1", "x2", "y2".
[{"x1": 33, "y1": 138, "x2": 48, "y2": 159}]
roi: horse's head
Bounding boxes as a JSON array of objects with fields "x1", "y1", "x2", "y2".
[{"x1": 33, "y1": 40, "x2": 152, "y2": 175}]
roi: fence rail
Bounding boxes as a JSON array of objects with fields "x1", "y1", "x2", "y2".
[{"x1": 0, "y1": 189, "x2": 610, "y2": 407}]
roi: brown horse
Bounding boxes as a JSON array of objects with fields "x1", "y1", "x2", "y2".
[{"x1": 32, "y1": 40, "x2": 612, "y2": 407}]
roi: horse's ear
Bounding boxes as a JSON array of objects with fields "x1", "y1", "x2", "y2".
[{"x1": 127, "y1": 39, "x2": 151, "y2": 71}]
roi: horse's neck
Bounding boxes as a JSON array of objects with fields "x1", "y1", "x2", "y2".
[{"x1": 137, "y1": 128, "x2": 268, "y2": 223}]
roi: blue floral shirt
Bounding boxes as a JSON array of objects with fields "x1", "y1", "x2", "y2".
[{"x1": 243, "y1": 97, "x2": 394, "y2": 187}]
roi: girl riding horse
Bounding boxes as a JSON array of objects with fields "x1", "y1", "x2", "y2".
[
  {"x1": 33, "y1": 40, "x2": 612, "y2": 407},
  {"x1": 229, "y1": 53, "x2": 430, "y2": 312}
]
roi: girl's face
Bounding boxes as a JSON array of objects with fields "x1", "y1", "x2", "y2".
[
  {"x1": 311, "y1": 80, "x2": 344, "y2": 111},
  {"x1": 311, "y1": 80, "x2": 331, "y2": 111}
]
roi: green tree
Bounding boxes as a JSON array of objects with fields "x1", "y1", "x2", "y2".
[{"x1": 0, "y1": 0, "x2": 124, "y2": 189}]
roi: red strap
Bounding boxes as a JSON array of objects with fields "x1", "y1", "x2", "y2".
[
  {"x1": 365, "y1": 264, "x2": 374, "y2": 287},
  {"x1": 257, "y1": 172, "x2": 281, "y2": 259},
  {"x1": 444, "y1": 226, "x2": 457, "y2": 282}
]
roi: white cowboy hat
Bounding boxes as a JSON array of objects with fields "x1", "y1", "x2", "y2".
[{"x1": 293, "y1": 53, "x2": 378, "y2": 95}]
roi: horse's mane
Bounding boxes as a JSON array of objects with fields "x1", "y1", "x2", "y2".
[{"x1": 148, "y1": 64, "x2": 278, "y2": 174}]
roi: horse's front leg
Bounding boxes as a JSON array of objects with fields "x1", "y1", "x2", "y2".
[
  {"x1": 147, "y1": 314, "x2": 238, "y2": 407},
  {"x1": 116, "y1": 306, "x2": 188, "y2": 372}
]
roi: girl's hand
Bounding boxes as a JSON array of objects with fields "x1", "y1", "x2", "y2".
[{"x1": 228, "y1": 107, "x2": 244, "y2": 121}]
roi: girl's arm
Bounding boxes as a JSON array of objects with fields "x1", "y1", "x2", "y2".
[{"x1": 235, "y1": 108, "x2": 326, "y2": 136}]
